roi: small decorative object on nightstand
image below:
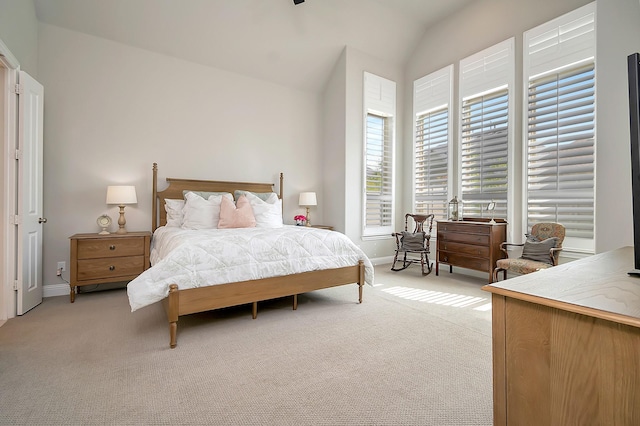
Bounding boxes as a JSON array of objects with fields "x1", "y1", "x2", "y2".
[
  {"x1": 69, "y1": 231, "x2": 150, "y2": 302},
  {"x1": 96, "y1": 214, "x2": 112, "y2": 235}
]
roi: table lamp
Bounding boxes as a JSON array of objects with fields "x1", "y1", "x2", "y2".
[
  {"x1": 106, "y1": 185, "x2": 137, "y2": 234},
  {"x1": 298, "y1": 192, "x2": 317, "y2": 227}
]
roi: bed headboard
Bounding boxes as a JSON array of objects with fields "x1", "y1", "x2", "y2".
[{"x1": 152, "y1": 163, "x2": 284, "y2": 231}]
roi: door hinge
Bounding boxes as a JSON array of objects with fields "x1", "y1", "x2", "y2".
[
  {"x1": 13, "y1": 280, "x2": 19, "y2": 291},
  {"x1": 12, "y1": 215, "x2": 20, "y2": 225},
  {"x1": 15, "y1": 149, "x2": 22, "y2": 160},
  {"x1": 13, "y1": 83, "x2": 23, "y2": 94}
]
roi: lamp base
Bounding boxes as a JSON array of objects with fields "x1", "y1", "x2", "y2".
[
  {"x1": 305, "y1": 207, "x2": 311, "y2": 226},
  {"x1": 116, "y1": 205, "x2": 128, "y2": 234}
]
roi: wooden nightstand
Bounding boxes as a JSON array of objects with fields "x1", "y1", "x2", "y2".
[
  {"x1": 69, "y1": 231, "x2": 151, "y2": 302},
  {"x1": 311, "y1": 225, "x2": 334, "y2": 231}
]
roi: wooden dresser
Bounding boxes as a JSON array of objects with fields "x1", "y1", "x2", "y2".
[
  {"x1": 436, "y1": 218, "x2": 506, "y2": 283},
  {"x1": 69, "y1": 231, "x2": 151, "y2": 302},
  {"x1": 482, "y1": 247, "x2": 640, "y2": 425}
]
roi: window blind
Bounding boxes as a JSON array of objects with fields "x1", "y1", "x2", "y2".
[
  {"x1": 415, "y1": 108, "x2": 449, "y2": 219},
  {"x1": 365, "y1": 113, "x2": 393, "y2": 229},
  {"x1": 460, "y1": 89, "x2": 509, "y2": 218},
  {"x1": 526, "y1": 63, "x2": 595, "y2": 239},
  {"x1": 363, "y1": 72, "x2": 396, "y2": 236},
  {"x1": 413, "y1": 66, "x2": 453, "y2": 220}
]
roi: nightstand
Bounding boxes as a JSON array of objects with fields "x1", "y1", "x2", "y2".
[
  {"x1": 69, "y1": 231, "x2": 151, "y2": 302},
  {"x1": 311, "y1": 225, "x2": 334, "y2": 231}
]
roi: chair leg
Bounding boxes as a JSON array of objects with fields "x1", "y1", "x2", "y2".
[
  {"x1": 493, "y1": 267, "x2": 506, "y2": 282},
  {"x1": 391, "y1": 252, "x2": 410, "y2": 271}
]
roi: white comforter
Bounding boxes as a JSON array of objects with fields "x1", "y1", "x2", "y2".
[{"x1": 127, "y1": 225, "x2": 374, "y2": 311}]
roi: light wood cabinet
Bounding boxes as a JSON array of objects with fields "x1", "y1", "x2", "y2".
[
  {"x1": 483, "y1": 247, "x2": 640, "y2": 425},
  {"x1": 69, "y1": 231, "x2": 151, "y2": 302},
  {"x1": 436, "y1": 219, "x2": 506, "y2": 283}
]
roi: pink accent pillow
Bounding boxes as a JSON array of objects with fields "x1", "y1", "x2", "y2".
[{"x1": 218, "y1": 195, "x2": 256, "y2": 229}]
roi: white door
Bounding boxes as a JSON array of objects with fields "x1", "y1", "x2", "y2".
[{"x1": 16, "y1": 71, "x2": 44, "y2": 315}]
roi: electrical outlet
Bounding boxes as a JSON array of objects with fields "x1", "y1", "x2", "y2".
[{"x1": 57, "y1": 261, "x2": 65, "y2": 276}]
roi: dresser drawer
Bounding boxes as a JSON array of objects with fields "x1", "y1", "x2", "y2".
[
  {"x1": 438, "y1": 252, "x2": 490, "y2": 272},
  {"x1": 77, "y1": 256, "x2": 145, "y2": 281},
  {"x1": 438, "y1": 240, "x2": 490, "y2": 257},
  {"x1": 437, "y1": 222, "x2": 491, "y2": 235},
  {"x1": 438, "y1": 231, "x2": 489, "y2": 246},
  {"x1": 77, "y1": 237, "x2": 144, "y2": 259}
]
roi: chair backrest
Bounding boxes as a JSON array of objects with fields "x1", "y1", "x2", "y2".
[
  {"x1": 530, "y1": 222, "x2": 566, "y2": 247},
  {"x1": 404, "y1": 213, "x2": 435, "y2": 235}
]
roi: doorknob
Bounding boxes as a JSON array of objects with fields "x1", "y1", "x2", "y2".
[{"x1": 38, "y1": 217, "x2": 47, "y2": 224}]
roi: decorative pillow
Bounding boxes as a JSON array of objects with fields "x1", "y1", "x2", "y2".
[
  {"x1": 164, "y1": 199, "x2": 185, "y2": 227},
  {"x1": 218, "y1": 195, "x2": 257, "y2": 229},
  {"x1": 182, "y1": 190, "x2": 231, "y2": 200},
  {"x1": 521, "y1": 237, "x2": 559, "y2": 265},
  {"x1": 401, "y1": 232, "x2": 426, "y2": 251},
  {"x1": 234, "y1": 190, "x2": 276, "y2": 202},
  {"x1": 243, "y1": 191, "x2": 283, "y2": 228},
  {"x1": 181, "y1": 192, "x2": 232, "y2": 230}
]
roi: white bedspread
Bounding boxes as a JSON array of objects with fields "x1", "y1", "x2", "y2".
[{"x1": 127, "y1": 225, "x2": 374, "y2": 311}]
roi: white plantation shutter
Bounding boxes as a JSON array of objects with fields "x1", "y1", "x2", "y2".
[
  {"x1": 363, "y1": 72, "x2": 396, "y2": 236},
  {"x1": 413, "y1": 65, "x2": 453, "y2": 221},
  {"x1": 459, "y1": 39, "x2": 514, "y2": 219},
  {"x1": 524, "y1": 2, "x2": 596, "y2": 252}
]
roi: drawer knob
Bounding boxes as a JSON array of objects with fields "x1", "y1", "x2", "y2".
[
  {"x1": 109, "y1": 245, "x2": 116, "y2": 250},
  {"x1": 109, "y1": 265, "x2": 115, "y2": 271}
]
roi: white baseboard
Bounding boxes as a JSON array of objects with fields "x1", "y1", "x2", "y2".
[
  {"x1": 369, "y1": 256, "x2": 394, "y2": 266},
  {"x1": 43, "y1": 283, "x2": 69, "y2": 298}
]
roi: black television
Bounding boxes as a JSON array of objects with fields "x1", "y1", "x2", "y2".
[{"x1": 629, "y1": 52, "x2": 640, "y2": 275}]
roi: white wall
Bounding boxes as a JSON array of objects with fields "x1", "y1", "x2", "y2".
[
  {"x1": 0, "y1": 0, "x2": 38, "y2": 77},
  {"x1": 595, "y1": 0, "x2": 640, "y2": 253},
  {"x1": 321, "y1": 46, "x2": 404, "y2": 261},
  {"x1": 37, "y1": 24, "x2": 325, "y2": 288},
  {"x1": 404, "y1": 0, "x2": 640, "y2": 258}
]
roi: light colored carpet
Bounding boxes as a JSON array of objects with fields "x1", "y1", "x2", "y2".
[{"x1": 0, "y1": 265, "x2": 493, "y2": 425}]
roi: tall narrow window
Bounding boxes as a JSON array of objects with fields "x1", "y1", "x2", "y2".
[
  {"x1": 459, "y1": 38, "x2": 514, "y2": 221},
  {"x1": 415, "y1": 108, "x2": 449, "y2": 219},
  {"x1": 363, "y1": 72, "x2": 396, "y2": 237},
  {"x1": 460, "y1": 90, "x2": 509, "y2": 217},
  {"x1": 524, "y1": 2, "x2": 595, "y2": 253},
  {"x1": 413, "y1": 66, "x2": 453, "y2": 221},
  {"x1": 526, "y1": 64, "x2": 595, "y2": 240},
  {"x1": 365, "y1": 113, "x2": 393, "y2": 230}
]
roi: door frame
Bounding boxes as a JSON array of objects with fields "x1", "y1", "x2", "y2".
[{"x1": 0, "y1": 38, "x2": 20, "y2": 321}]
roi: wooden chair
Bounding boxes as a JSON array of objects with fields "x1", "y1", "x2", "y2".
[
  {"x1": 493, "y1": 222, "x2": 566, "y2": 282},
  {"x1": 391, "y1": 213, "x2": 435, "y2": 275}
]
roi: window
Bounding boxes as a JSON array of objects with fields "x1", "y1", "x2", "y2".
[
  {"x1": 526, "y1": 63, "x2": 595, "y2": 241},
  {"x1": 524, "y1": 2, "x2": 595, "y2": 253},
  {"x1": 415, "y1": 108, "x2": 449, "y2": 219},
  {"x1": 459, "y1": 38, "x2": 514, "y2": 220},
  {"x1": 413, "y1": 66, "x2": 453, "y2": 221},
  {"x1": 460, "y1": 90, "x2": 509, "y2": 218},
  {"x1": 363, "y1": 72, "x2": 396, "y2": 237},
  {"x1": 365, "y1": 113, "x2": 393, "y2": 231}
]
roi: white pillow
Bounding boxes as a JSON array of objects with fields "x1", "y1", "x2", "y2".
[
  {"x1": 164, "y1": 199, "x2": 185, "y2": 227},
  {"x1": 181, "y1": 191, "x2": 232, "y2": 230},
  {"x1": 245, "y1": 191, "x2": 283, "y2": 228}
]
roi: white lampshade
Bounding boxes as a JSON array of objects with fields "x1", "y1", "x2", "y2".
[
  {"x1": 106, "y1": 186, "x2": 137, "y2": 205},
  {"x1": 298, "y1": 192, "x2": 317, "y2": 207}
]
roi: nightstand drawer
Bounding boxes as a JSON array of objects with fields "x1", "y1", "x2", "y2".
[
  {"x1": 438, "y1": 241, "x2": 490, "y2": 257},
  {"x1": 438, "y1": 252, "x2": 490, "y2": 272},
  {"x1": 438, "y1": 231, "x2": 489, "y2": 246},
  {"x1": 77, "y1": 237, "x2": 144, "y2": 259},
  {"x1": 77, "y1": 256, "x2": 145, "y2": 281}
]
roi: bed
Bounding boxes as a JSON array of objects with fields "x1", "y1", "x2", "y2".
[{"x1": 128, "y1": 163, "x2": 373, "y2": 348}]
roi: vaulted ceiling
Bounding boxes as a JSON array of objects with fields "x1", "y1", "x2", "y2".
[{"x1": 33, "y1": 0, "x2": 475, "y2": 92}]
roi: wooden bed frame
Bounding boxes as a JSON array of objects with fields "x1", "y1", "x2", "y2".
[{"x1": 151, "y1": 163, "x2": 365, "y2": 348}]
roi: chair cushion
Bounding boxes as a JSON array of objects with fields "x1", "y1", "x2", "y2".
[
  {"x1": 400, "y1": 231, "x2": 425, "y2": 251},
  {"x1": 496, "y1": 258, "x2": 552, "y2": 275},
  {"x1": 520, "y1": 237, "x2": 559, "y2": 265}
]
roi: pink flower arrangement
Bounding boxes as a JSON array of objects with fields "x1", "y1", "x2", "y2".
[{"x1": 294, "y1": 215, "x2": 307, "y2": 222}]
